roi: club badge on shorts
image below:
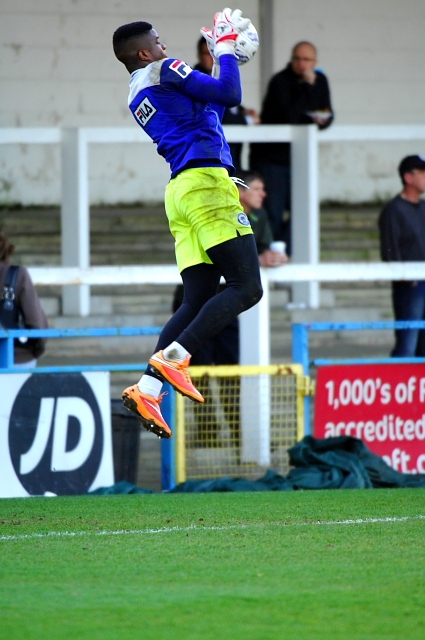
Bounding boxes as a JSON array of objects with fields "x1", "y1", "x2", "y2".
[{"x1": 237, "y1": 213, "x2": 251, "y2": 227}]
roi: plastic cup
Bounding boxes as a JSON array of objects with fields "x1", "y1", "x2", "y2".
[{"x1": 269, "y1": 241, "x2": 286, "y2": 254}]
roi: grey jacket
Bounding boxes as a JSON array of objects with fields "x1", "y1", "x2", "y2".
[{"x1": 0, "y1": 263, "x2": 48, "y2": 363}]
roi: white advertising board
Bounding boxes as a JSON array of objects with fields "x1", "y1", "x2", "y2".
[{"x1": 0, "y1": 372, "x2": 114, "y2": 497}]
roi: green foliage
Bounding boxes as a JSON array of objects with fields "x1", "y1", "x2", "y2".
[{"x1": 1, "y1": 489, "x2": 424, "y2": 639}]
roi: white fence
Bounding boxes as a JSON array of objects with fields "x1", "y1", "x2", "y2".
[
  {"x1": 2, "y1": 124, "x2": 425, "y2": 364},
  {"x1": 2, "y1": 123, "x2": 425, "y2": 313},
  {"x1": 27, "y1": 262, "x2": 425, "y2": 367}
]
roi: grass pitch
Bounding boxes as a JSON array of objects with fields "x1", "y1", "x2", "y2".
[{"x1": 1, "y1": 489, "x2": 424, "y2": 640}]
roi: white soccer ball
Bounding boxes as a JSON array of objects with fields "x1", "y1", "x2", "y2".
[{"x1": 234, "y1": 22, "x2": 259, "y2": 66}]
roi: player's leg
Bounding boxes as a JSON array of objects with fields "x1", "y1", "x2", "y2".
[
  {"x1": 122, "y1": 263, "x2": 220, "y2": 437},
  {"x1": 143, "y1": 168, "x2": 258, "y2": 397},
  {"x1": 391, "y1": 281, "x2": 423, "y2": 357},
  {"x1": 123, "y1": 168, "x2": 262, "y2": 435},
  {"x1": 156, "y1": 263, "x2": 222, "y2": 352},
  {"x1": 176, "y1": 233, "x2": 262, "y2": 354},
  {"x1": 414, "y1": 282, "x2": 425, "y2": 356}
]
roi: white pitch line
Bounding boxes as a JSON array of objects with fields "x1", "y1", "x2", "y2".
[{"x1": 1, "y1": 515, "x2": 424, "y2": 542}]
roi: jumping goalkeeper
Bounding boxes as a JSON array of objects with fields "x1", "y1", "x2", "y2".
[{"x1": 112, "y1": 9, "x2": 262, "y2": 438}]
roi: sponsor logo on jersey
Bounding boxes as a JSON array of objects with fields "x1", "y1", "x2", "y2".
[
  {"x1": 237, "y1": 213, "x2": 251, "y2": 227},
  {"x1": 169, "y1": 60, "x2": 193, "y2": 79},
  {"x1": 134, "y1": 97, "x2": 157, "y2": 127}
]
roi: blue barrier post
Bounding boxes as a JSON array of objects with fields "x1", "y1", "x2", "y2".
[
  {"x1": 292, "y1": 323, "x2": 312, "y2": 435},
  {"x1": 160, "y1": 383, "x2": 176, "y2": 491},
  {"x1": 0, "y1": 331, "x2": 15, "y2": 368},
  {"x1": 292, "y1": 323, "x2": 309, "y2": 372}
]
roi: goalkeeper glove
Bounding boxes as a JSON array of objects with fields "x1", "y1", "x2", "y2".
[
  {"x1": 222, "y1": 8, "x2": 251, "y2": 33},
  {"x1": 212, "y1": 8, "x2": 250, "y2": 57}
]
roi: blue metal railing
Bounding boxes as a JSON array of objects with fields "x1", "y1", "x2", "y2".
[
  {"x1": 6, "y1": 321, "x2": 425, "y2": 484},
  {"x1": 0, "y1": 326, "x2": 164, "y2": 369}
]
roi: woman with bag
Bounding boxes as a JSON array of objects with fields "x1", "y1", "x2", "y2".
[{"x1": 0, "y1": 230, "x2": 48, "y2": 367}]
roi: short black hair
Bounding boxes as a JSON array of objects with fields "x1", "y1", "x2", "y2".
[
  {"x1": 398, "y1": 155, "x2": 425, "y2": 183},
  {"x1": 112, "y1": 21, "x2": 153, "y2": 66},
  {"x1": 197, "y1": 36, "x2": 208, "y2": 56},
  {"x1": 236, "y1": 170, "x2": 264, "y2": 186}
]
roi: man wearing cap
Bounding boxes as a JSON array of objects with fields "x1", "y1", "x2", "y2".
[{"x1": 379, "y1": 155, "x2": 425, "y2": 357}]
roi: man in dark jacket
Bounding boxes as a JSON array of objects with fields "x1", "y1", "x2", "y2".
[
  {"x1": 250, "y1": 41, "x2": 334, "y2": 254},
  {"x1": 379, "y1": 154, "x2": 425, "y2": 357}
]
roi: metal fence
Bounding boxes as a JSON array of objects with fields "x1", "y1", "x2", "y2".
[{"x1": 175, "y1": 363, "x2": 311, "y2": 483}]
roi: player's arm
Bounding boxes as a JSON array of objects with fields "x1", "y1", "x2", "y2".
[
  {"x1": 183, "y1": 9, "x2": 248, "y2": 106},
  {"x1": 162, "y1": 55, "x2": 241, "y2": 107},
  {"x1": 183, "y1": 55, "x2": 242, "y2": 107}
]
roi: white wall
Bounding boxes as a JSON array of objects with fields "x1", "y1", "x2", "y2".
[{"x1": 0, "y1": 0, "x2": 424, "y2": 205}]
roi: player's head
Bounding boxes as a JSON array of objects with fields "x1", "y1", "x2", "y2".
[
  {"x1": 0, "y1": 230, "x2": 15, "y2": 262},
  {"x1": 113, "y1": 22, "x2": 167, "y2": 72},
  {"x1": 236, "y1": 170, "x2": 266, "y2": 213},
  {"x1": 291, "y1": 41, "x2": 317, "y2": 76},
  {"x1": 196, "y1": 36, "x2": 213, "y2": 74}
]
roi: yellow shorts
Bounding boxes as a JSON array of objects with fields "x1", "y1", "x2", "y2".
[{"x1": 164, "y1": 167, "x2": 253, "y2": 273}]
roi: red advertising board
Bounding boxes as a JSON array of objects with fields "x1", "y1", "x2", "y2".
[{"x1": 314, "y1": 363, "x2": 425, "y2": 474}]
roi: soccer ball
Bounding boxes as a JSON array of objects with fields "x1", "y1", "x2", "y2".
[{"x1": 234, "y1": 22, "x2": 259, "y2": 66}]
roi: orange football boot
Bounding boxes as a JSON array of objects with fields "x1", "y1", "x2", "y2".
[
  {"x1": 149, "y1": 350, "x2": 204, "y2": 403},
  {"x1": 122, "y1": 386, "x2": 172, "y2": 439}
]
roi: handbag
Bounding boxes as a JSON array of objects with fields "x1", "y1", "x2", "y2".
[{"x1": 0, "y1": 265, "x2": 39, "y2": 352}]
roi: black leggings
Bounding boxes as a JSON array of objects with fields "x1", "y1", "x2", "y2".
[{"x1": 155, "y1": 233, "x2": 263, "y2": 356}]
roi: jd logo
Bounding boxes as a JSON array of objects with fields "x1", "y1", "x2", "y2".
[{"x1": 8, "y1": 373, "x2": 103, "y2": 495}]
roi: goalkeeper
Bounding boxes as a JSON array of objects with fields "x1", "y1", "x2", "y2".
[{"x1": 112, "y1": 9, "x2": 262, "y2": 438}]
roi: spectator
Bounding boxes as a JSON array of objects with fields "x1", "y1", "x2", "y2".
[
  {"x1": 378, "y1": 155, "x2": 425, "y2": 357},
  {"x1": 194, "y1": 36, "x2": 260, "y2": 172},
  {"x1": 173, "y1": 170, "x2": 287, "y2": 447},
  {"x1": 0, "y1": 230, "x2": 48, "y2": 367},
  {"x1": 250, "y1": 41, "x2": 334, "y2": 254},
  {"x1": 193, "y1": 35, "x2": 214, "y2": 74}
]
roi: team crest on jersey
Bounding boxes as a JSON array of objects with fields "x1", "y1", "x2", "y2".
[
  {"x1": 169, "y1": 60, "x2": 192, "y2": 78},
  {"x1": 237, "y1": 213, "x2": 251, "y2": 227},
  {"x1": 134, "y1": 97, "x2": 157, "y2": 127}
]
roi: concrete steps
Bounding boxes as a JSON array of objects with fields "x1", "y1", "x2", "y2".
[
  {"x1": 0, "y1": 203, "x2": 395, "y2": 489},
  {"x1": 0, "y1": 202, "x2": 395, "y2": 384}
]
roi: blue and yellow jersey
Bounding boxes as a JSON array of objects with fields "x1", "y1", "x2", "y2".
[{"x1": 128, "y1": 54, "x2": 241, "y2": 178}]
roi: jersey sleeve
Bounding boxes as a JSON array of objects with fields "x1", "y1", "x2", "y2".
[{"x1": 162, "y1": 55, "x2": 242, "y2": 108}]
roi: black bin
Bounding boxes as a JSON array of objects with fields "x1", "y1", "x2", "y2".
[{"x1": 111, "y1": 400, "x2": 141, "y2": 485}]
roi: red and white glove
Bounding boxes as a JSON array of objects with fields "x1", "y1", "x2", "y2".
[
  {"x1": 222, "y1": 8, "x2": 251, "y2": 33},
  {"x1": 201, "y1": 8, "x2": 250, "y2": 60}
]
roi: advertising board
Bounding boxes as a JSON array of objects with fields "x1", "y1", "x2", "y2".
[
  {"x1": 314, "y1": 364, "x2": 425, "y2": 473},
  {"x1": 0, "y1": 372, "x2": 113, "y2": 497}
]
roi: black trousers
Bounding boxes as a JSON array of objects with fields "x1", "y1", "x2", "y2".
[{"x1": 155, "y1": 233, "x2": 263, "y2": 356}]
